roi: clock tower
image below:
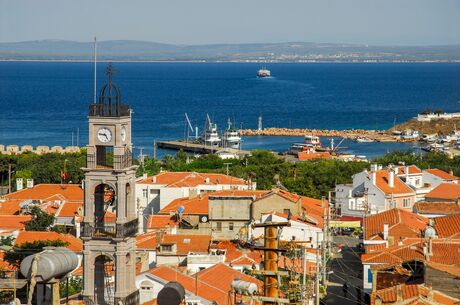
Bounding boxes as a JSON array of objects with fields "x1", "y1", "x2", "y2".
[{"x1": 81, "y1": 64, "x2": 139, "y2": 305}]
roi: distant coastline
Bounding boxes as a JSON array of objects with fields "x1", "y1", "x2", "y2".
[{"x1": 1, "y1": 59, "x2": 460, "y2": 63}]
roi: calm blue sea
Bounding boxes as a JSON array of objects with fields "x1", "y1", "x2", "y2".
[{"x1": 1, "y1": 62, "x2": 459, "y2": 158}]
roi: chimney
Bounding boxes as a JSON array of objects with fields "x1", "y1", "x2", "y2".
[
  {"x1": 371, "y1": 171, "x2": 377, "y2": 185},
  {"x1": 142, "y1": 173, "x2": 147, "y2": 180},
  {"x1": 370, "y1": 164, "x2": 378, "y2": 172},
  {"x1": 404, "y1": 166, "x2": 409, "y2": 175},
  {"x1": 449, "y1": 169, "x2": 454, "y2": 176},
  {"x1": 383, "y1": 223, "x2": 389, "y2": 241},
  {"x1": 396, "y1": 285, "x2": 402, "y2": 302},
  {"x1": 152, "y1": 176, "x2": 156, "y2": 183},
  {"x1": 189, "y1": 188, "x2": 198, "y2": 199},
  {"x1": 428, "y1": 238, "x2": 433, "y2": 256},
  {"x1": 388, "y1": 169, "x2": 395, "y2": 188}
]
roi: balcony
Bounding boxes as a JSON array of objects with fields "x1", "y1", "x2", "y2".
[
  {"x1": 81, "y1": 219, "x2": 138, "y2": 239},
  {"x1": 86, "y1": 150, "x2": 132, "y2": 170},
  {"x1": 89, "y1": 103, "x2": 130, "y2": 117}
]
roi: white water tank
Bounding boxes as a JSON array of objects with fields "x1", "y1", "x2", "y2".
[
  {"x1": 231, "y1": 279, "x2": 258, "y2": 295},
  {"x1": 20, "y1": 247, "x2": 79, "y2": 282}
]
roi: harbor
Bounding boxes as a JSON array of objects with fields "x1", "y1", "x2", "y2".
[{"x1": 156, "y1": 140, "x2": 250, "y2": 157}]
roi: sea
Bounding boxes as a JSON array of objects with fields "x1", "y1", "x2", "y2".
[{"x1": 1, "y1": 61, "x2": 460, "y2": 159}]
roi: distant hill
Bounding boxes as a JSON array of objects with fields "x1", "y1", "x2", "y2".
[{"x1": 1, "y1": 40, "x2": 460, "y2": 62}]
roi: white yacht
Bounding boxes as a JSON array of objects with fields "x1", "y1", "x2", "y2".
[
  {"x1": 304, "y1": 135, "x2": 321, "y2": 148},
  {"x1": 355, "y1": 137, "x2": 375, "y2": 143},
  {"x1": 222, "y1": 119, "x2": 241, "y2": 149},
  {"x1": 401, "y1": 130, "x2": 420, "y2": 140}
]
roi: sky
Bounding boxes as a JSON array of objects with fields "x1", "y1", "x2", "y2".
[{"x1": 1, "y1": 0, "x2": 460, "y2": 46}]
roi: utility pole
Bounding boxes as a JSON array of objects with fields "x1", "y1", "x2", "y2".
[
  {"x1": 315, "y1": 231, "x2": 320, "y2": 305},
  {"x1": 302, "y1": 246, "x2": 307, "y2": 305},
  {"x1": 138, "y1": 147, "x2": 145, "y2": 165},
  {"x1": 8, "y1": 164, "x2": 12, "y2": 194},
  {"x1": 153, "y1": 140, "x2": 157, "y2": 160},
  {"x1": 224, "y1": 162, "x2": 231, "y2": 176}
]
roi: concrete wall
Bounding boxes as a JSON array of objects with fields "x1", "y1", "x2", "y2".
[{"x1": 252, "y1": 194, "x2": 301, "y2": 220}]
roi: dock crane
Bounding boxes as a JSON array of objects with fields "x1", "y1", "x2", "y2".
[{"x1": 184, "y1": 113, "x2": 198, "y2": 142}]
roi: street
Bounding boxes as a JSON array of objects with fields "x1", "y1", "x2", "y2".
[{"x1": 323, "y1": 236, "x2": 366, "y2": 305}]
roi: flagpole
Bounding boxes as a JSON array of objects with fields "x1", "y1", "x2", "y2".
[{"x1": 93, "y1": 37, "x2": 97, "y2": 104}]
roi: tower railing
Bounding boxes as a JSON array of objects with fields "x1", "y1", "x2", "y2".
[
  {"x1": 86, "y1": 149, "x2": 132, "y2": 169},
  {"x1": 81, "y1": 219, "x2": 138, "y2": 239},
  {"x1": 89, "y1": 103, "x2": 130, "y2": 117}
]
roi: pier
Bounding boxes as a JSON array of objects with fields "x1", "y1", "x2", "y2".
[{"x1": 156, "y1": 140, "x2": 251, "y2": 156}]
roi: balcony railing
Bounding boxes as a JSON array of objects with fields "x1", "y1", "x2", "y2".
[
  {"x1": 81, "y1": 219, "x2": 138, "y2": 239},
  {"x1": 89, "y1": 103, "x2": 131, "y2": 117},
  {"x1": 86, "y1": 150, "x2": 132, "y2": 170},
  {"x1": 115, "y1": 290, "x2": 139, "y2": 305}
]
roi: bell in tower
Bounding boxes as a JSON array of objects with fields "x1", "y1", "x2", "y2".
[{"x1": 82, "y1": 63, "x2": 139, "y2": 305}]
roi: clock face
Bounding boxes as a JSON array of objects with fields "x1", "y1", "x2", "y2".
[
  {"x1": 97, "y1": 127, "x2": 112, "y2": 143},
  {"x1": 121, "y1": 126, "x2": 127, "y2": 142}
]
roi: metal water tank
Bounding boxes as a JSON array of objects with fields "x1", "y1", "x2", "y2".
[
  {"x1": 20, "y1": 247, "x2": 79, "y2": 282},
  {"x1": 158, "y1": 282, "x2": 185, "y2": 305}
]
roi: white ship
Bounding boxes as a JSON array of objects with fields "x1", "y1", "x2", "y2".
[
  {"x1": 257, "y1": 68, "x2": 271, "y2": 78},
  {"x1": 222, "y1": 118, "x2": 241, "y2": 149},
  {"x1": 304, "y1": 135, "x2": 321, "y2": 148},
  {"x1": 202, "y1": 114, "x2": 221, "y2": 147},
  {"x1": 355, "y1": 137, "x2": 375, "y2": 143}
]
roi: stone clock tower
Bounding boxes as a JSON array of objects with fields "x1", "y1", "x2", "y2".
[{"x1": 81, "y1": 64, "x2": 139, "y2": 305}]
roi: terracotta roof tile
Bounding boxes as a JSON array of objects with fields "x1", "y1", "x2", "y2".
[
  {"x1": 374, "y1": 170, "x2": 414, "y2": 195},
  {"x1": 425, "y1": 169, "x2": 459, "y2": 181},
  {"x1": 434, "y1": 214, "x2": 460, "y2": 238},
  {"x1": 297, "y1": 151, "x2": 331, "y2": 161},
  {"x1": 136, "y1": 232, "x2": 159, "y2": 250},
  {"x1": 414, "y1": 202, "x2": 460, "y2": 215},
  {"x1": 159, "y1": 234, "x2": 211, "y2": 256},
  {"x1": 426, "y1": 183, "x2": 460, "y2": 201},
  {"x1": 137, "y1": 172, "x2": 247, "y2": 187},
  {"x1": 15, "y1": 231, "x2": 83, "y2": 252},
  {"x1": 0, "y1": 199, "x2": 22, "y2": 215},
  {"x1": 196, "y1": 263, "x2": 262, "y2": 292},
  {"x1": 364, "y1": 208, "x2": 428, "y2": 240},
  {"x1": 5, "y1": 184, "x2": 83, "y2": 202},
  {"x1": 371, "y1": 284, "x2": 460, "y2": 305},
  {"x1": 56, "y1": 201, "x2": 83, "y2": 217},
  {"x1": 0, "y1": 215, "x2": 32, "y2": 230},
  {"x1": 146, "y1": 214, "x2": 178, "y2": 230},
  {"x1": 394, "y1": 165, "x2": 422, "y2": 175}
]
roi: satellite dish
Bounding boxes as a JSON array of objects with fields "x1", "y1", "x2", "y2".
[{"x1": 177, "y1": 206, "x2": 185, "y2": 214}]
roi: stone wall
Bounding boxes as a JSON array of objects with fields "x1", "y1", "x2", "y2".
[{"x1": 0, "y1": 145, "x2": 81, "y2": 155}]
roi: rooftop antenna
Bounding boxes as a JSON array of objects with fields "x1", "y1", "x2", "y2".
[{"x1": 93, "y1": 37, "x2": 97, "y2": 104}]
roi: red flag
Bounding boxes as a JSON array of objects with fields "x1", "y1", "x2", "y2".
[{"x1": 61, "y1": 171, "x2": 68, "y2": 180}]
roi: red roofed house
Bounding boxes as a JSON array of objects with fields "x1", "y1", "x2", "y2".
[
  {"x1": 0, "y1": 215, "x2": 32, "y2": 232},
  {"x1": 156, "y1": 234, "x2": 211, "y2": 265},
  {"x1": 423, "y1": 168, "x2": 459, "y2": 187},
  {"x1": 4, "y1": 184, "x2": 83, "y2": 202},
  {"x1": 425, "y1": 183, "x2": 460, "y2": 202},
  {"x1": 136, "y1": 172, "x2": 255, "y2": 232},
  {"x1": 14, "y1": 231, "x2": 83, "y2": 254},
  {"x1": 336, "y1": 165, "x2": 420, "y2": 217},
  {"x1": 136, "y1": 263, "x2": 262, "y2": 305}
]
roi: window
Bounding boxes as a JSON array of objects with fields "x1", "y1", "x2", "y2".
[
  {"x1": 142, "y1": 189, "x2": 148, "y2": 198},
  {"x1": 403, "y1": 198, "x2": 411, "y2": 208},
  {"x1": 161, "y1": 245, "x2": 173, "y2": 252},
  {"x1": 283, "y1": 209, "x2": 290, "y2": 216},
  {"x1": 216, "y1": 222, "x2": 222, "y2": 232},
  {"x1": 229, "y1": 222, "x2": 234, "y2": 231}
]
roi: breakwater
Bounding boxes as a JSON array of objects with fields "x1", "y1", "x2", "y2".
[{"x1": 240, "y1": 128, "x2": 396, "y2": 142}]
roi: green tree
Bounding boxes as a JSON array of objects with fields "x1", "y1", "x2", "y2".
[
  {"x1": 24, "y1": 206, "x2": 55, "y2": 231},
  {"x1": 3, "y1": 239, "x2": 69, "y2": 267}
]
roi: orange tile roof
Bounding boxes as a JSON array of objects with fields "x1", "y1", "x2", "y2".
[
  {"x1": 364, "y1": 208, "x2": 428, "y2": 240},
  {"x1": 136, "y1": 231, "x2": 159, "y2": 250},
  {"x1": 212, "y1": 241, "x2": 263, "y2": 265},
  {"x1": 297, "y1": 151, "x2": 331, "y2": 161},
  {"x1": 362, "y1": 240, "x2": 460, "y2": 266},
  {"x1": 434, "y1": 213, "x2": 460, "y2": 239},
  {"x1": 425, "y1": 168, "x2": 459, "y2": 181},
  {"x1": 146, "y1": 214, "x2": 178, "y2": 230},
  {"x1": 0, "y1": 199, "x2": 22, "y2": 215},
  {"x1": 5, "y1": 184, "x2": 83, "y2": 202},
  {"x1": 160, "y1": 190, "x2": 269, "y2": 215},
  {"x1": 414, "y1": 201, "x2": 460, "y2": 215},
  {"x1": 159, "y1": 234, "x2": 211, "y2": 255},
  {"x1": 149, "y1": 264, "x2": 261, "y2": 305},
  {"x1": 394, "y1": 165, "x2": 422, "y2": 175},
  {"x1": 15, "y1": 231, "x2": 83, "y2": 252},
  {"x1": 426, "y1": 183, "x2": 460, "y2": 200},
  {"x1": 0, "y1": 215, "x2": 32, "y2": 230},
  {"x1": 374, "y1": 170, "x2": 414, "y2": 195},
  {"x1": 196, "y1": 263, "x2": 262, "y2": 292},
  {"x1": 56, "y1": 201, "x2": 83, "y2": 217},
  {"x1": 137, "y1": 172, "x2": 247, "y2": 187},
  {"x1": 371, "y1": 284, "x2": 460, "y2": 305}
]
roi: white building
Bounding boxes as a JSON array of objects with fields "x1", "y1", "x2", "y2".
[{"x1": 135, "y1": 172, "x2": 255, "y2": 232}]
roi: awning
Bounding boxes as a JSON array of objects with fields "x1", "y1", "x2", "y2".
[{"x1": 330, "y1": 220, "x2": 361, "y2": 228}]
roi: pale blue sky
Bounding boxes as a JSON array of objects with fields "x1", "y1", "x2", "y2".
[{"x1": 1, "y1": 0, "x2": 460, "y2": 45}]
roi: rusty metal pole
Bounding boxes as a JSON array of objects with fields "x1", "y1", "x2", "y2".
[{"x1": 264, "y1": 226, "x2": 278, "y2": 305}]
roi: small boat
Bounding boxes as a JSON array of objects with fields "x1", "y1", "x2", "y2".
[
  {"x1": 355, "y1": 137, "x2": 375, "y2": 143},
  {"x1": 202, "y1": 114, "x2": 221, "y2": 147},
  {"x1": 257, "y1": 68, "x2": 271, "y2": 78},
  {"x1": 401, "y1": 130, "x2": 420, "y2": 140},
  {"x1": 222, "y1": 118, "x2": 242, "y2": 149},
  {"x1": 304, "y1": 135, "x2": 321, "y2": 148}
]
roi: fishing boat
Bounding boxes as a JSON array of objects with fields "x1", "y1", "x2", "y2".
[
  {"x1": 202, "y1": 114, "x2": 221, "y2": 147},
  {"x1": 222, "y1": 118, "x2": 242, "y2": 149},
  {"x1": 355, "y1": 137, "x2": 375, "y2": 143},
  {"x1": 257, "y1": 68, "x2": 271, "y2": 78},
  {"x1": 304, "y1": 135, "x2": 321, "y2": 148},
  {"x1": 401, "y1": 130, "x2": 420, "y2": 140}
]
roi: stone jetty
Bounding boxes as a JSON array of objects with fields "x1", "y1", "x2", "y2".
[
  {"x1": 240, "y1": 128, "x2": 396, "y2": 142},
  {"x1": 0, "y1": 145, "x2": 81, "y2": 155}
]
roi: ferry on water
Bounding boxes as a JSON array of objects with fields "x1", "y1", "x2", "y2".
[
  {"x1": 257, "y1": 68, "x2": 271, "y2": 78},
  {"x1": 222, "y1": 118, "x2": 242, "y2": 149}
]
